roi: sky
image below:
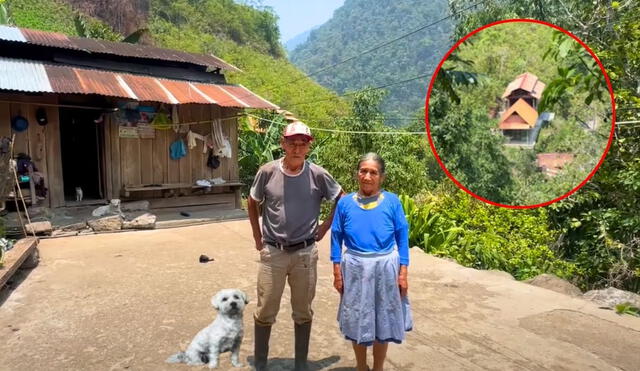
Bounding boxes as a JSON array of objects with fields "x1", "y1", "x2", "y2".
[{"x1": 260, "y1": 0, "x2": 346, "y2": 42}]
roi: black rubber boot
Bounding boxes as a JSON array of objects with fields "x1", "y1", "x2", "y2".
[
  {"x1": 294, "y1": 322, "x2": 312, "y2": 371},
  {"x1": 254, "y1": 323, "x2": 271, "y2": 371}
]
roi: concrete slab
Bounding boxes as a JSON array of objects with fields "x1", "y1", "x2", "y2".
[{"x1": 1, "y1": 221, "x2": 639, "y2": 370}]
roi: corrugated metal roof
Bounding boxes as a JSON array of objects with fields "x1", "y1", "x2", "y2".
[
  {"x1": 499, "y1": 98, "x2": 539, "y2": 129},
  {"x1": 0, "y1": 57, "x2": 278, "y2": 110},
  {"x1": 0, "y1": 58, "x2": 53, "y2": 92},
  {"x1": 0, "y1": 25, "x2": 241, "y2": 72},
  {"x1": 502, "y1": 72, "x2": 546, "y2": 99},
  {"x1": 0, "y1": 25, "x2": 27, "y2": 42}
]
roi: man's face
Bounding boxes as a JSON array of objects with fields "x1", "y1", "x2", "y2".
[{"x1": 281, "y1": 135, "x2": 311, "y2": 160}]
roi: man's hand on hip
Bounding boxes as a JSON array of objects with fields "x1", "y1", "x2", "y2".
[
  {"x1": 315, "y1": 223, "x2": 330, "y2": 241},
  {"x1": 254, "y1": 233, "x2": 264, "y2": 251}
]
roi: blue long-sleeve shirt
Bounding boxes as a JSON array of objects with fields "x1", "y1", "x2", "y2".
[{"x1": 330, "y1": 191, "x2": 409, "y2": 266}]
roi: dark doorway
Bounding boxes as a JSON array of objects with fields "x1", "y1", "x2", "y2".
[{"x1": 59, "y1": 108, "x2": 104, "y2": 203}]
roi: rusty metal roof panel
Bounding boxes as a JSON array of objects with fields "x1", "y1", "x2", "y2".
[
  {"x1": 159, "y1": 79, "x2": 209, "y2": 104},
  {"x1": 0, "y1": 57, "x2": 277, "y2": 109},
  {"x1": 499, "y1": 98, "x2": 539, "y2": 128},
  {"x1": 20, "y1": 27, "x2": 74, "y2": 49},
  {"x1": 228, "y1": 85, "x2": 278, "y2": 110},
  {"x1": 502, "y1": 72, "x2": 546, "y2": 99},
  {"x1": 0, "y1": 25, "x2": 241, "y2": 72},
  {"x1": 0, "y1": 58, "x2": 52, "y2": 92},
  {"x1": 43, "y1": 64, "x2": 82, "y2": 93}
]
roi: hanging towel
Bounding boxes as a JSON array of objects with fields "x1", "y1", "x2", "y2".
[{"x1": 169, "y1": 139, "x2": 187, "y2": 160}]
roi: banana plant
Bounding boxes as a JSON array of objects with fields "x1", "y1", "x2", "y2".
[{"x1": 400, "y1": 194, "x2": 462, "y2": 252}]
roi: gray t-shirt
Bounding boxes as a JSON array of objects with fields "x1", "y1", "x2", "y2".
[{"x1": 250, "y1": 159, "x2": 342, "y2": 244}]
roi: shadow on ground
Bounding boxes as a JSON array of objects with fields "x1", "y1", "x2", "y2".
[
  {"x1": 0, "y1": 266, "x2": 35, "y2": 306},
  {"x1": 246, "y1": 355, "x2": 342, "y2": 370}
]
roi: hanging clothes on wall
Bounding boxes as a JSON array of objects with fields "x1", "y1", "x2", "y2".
[{"x1": 211, "y1": 119, "x2": 232, "y2": 158}]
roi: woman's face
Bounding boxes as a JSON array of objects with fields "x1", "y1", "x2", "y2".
[{"x1": 357, "y1": 159, "x2": 383, "y2": 196}]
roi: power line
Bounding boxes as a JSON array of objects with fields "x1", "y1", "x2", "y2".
[
  {"x1": 213, "y1": 1, "x2": 485, "y2": 108},
  {"x1": 288, "y1": 1, "x2": 485, "y2": 84},
  {"x1": 285, "y1": 72, "x2": 433, "y2": 108}
]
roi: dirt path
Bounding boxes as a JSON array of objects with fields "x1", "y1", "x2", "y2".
[{"x1": 1, "y1": 221, "x2": 639, "y2": 370}]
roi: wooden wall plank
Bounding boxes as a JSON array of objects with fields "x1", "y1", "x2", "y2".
[
  {"x1": 167, "y1": 126, "x2": 180, "y2": 183},
  {"x1": 0, "y1": 103, "x2": 11, "y2": 138},
  {"x1": 110, "y1": 113, "x2": 122, "y2": 198},
  {"x1": 190, "y1": 105, "x2": 206, "y2": 182},
  {"x1": 139, "y1": 137, "x2": 153, "y2": 185},
  {"x1": 103, "y1": 115, "x2": 113, "y2": 200},
  {"x1": 151, "y1": 123, "x2": 167, "y2": 184},
  {"x1": 10, "y1": 103, "x2": 29, "y2": 156},
  {"x1": 227, "y1": 108, "x2": 240, "y2": 181},
  {"x1": 27, "y1": 104, "x2": 49, "y2": 205},
  {"x1": 178, "y1": 105, "x2": 192, "y2": 185},
  {"x1": 45, "y1": 105, "x2": 64, "y2": 208},
  {"x1": 120, "y1": 138, "x2": 141, "y2": 186}
]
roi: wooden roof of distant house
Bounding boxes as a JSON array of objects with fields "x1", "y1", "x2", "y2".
[
  {"x1": 501, "y1": 72, "x2": 546, "y2": 99},
  {"x1": 536, "y1": 153, "x2": 575, "y2": 176},
  {"x1": 499, "y1": 98, "x2": 539, "y2": 129}
]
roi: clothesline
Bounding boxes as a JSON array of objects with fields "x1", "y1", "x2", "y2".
[{"x1": 245, "y1": 114, "x2": 428, "y2": 135}]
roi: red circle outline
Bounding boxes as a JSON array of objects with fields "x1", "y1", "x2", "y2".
[{"x1": 424, "y1": 18, "x2": 616, "y2": 209}]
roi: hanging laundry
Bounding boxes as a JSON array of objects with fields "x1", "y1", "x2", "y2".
[
  {"x1": 187, "y1": 130, "x2": 206, "y2": 150},
  {"x1": 171, "y1": 105, "x2": 180, "y2": 132},
  {"x1": 169, "y1": 139, "x2": 187, "y2": 160},
  {"x1": 210, "y1": 118, "x2": 233, "y2": 158}
]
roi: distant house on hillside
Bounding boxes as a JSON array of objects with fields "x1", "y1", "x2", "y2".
[
  {"x1": 536, "y1": 153, "x2": 575, "y2": 177},
  {"x1": 498, "y1": 72, "x2": 551, "y2": 146}
]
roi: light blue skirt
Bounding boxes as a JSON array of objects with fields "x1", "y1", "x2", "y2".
[{"x1": 338, "y1": 249, "x2": 413, "y2": 345}]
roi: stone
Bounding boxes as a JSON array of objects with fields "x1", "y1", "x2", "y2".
[
  {"x1": 60, "y1": 222, "x2": 87, "y2": 231},
  {"x1": 583, "y1": 287, "x2": 640, "y2": 308},
  {"x1": 526, "y1": 274, "x2": 582, "y2": 297},
  {"x1": 87, "y1": 215, "x2": 123, "y2": 232},
  {"x1": 122, "y1": 213, "x2": 156, "y2": 230},
  {"x1": 25, "y1": 221, "x2": 52, "y2": 235},
  {"x1": 121, "y1": 200, "x2": 150, "y2": 212},
  {"x1": 486, "y1": 270, "x2": 515, "y2": 280}
]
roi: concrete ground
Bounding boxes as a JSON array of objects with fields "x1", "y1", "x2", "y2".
[{"x1": 1, "y1": 220, "x2": 639, "y2": 371}]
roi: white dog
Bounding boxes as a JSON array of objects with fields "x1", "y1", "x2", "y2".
[{"x1": 166, "y1": 289, "x2": 249, "y2": 368}]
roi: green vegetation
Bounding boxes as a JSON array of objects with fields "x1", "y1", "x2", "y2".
[
  {"x1": 289, "y1": 0, "x2": 453, "y2": 119},
  {"x1": 429, "y1": 22, "x2": 609, "y2": 206},
  {"x1": 4, "y1": 0, "x2": 639, "y2": 294},
  {"x1": 6, "y1": 0, "x2": 118, "y2": 39},
  {"x1": 149, "y1": 0, "x2": 349, "y2": 122},
  {"x1": 401, "y1": 191, "x2": 576, "y2": 280},
  {"x1": 447, "y1": 0, "x2": 640, "y2": 292}
]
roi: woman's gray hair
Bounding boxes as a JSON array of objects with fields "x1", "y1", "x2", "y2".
[{"x1": 358, "y1": 152, "x2": 386, "y2": 175}]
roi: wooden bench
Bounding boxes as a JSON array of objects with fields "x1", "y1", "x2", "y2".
[{"x1": 122, "y1": 182, "x2": 244, "y2": 208}]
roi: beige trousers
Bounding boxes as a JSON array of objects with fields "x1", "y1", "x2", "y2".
[{"x1": 254, "y1": 243, "x2": 318, "y2": 326}]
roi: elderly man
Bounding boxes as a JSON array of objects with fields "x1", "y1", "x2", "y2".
[{"x1": 248, "y1": 122, "x2": 342, "y2": 371}]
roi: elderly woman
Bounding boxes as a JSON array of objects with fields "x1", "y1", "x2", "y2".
[{"x1": 330, "y1": 153, "x2": 412, "y2": 371}]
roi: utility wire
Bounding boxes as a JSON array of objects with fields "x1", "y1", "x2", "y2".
[
  {"x1": 213, "y1": 1, "x2": 485, "y2": 108},
  {"x1": 286, "y1": 72, "x2": 433, "y2": 108}
]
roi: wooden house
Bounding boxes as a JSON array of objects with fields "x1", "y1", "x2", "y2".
[
  {"x1": 498, "y1": 72, "x2": 547, "y2": 146},
  {"x1": 0, "y1": 25, "x2": 278, "y2": 211}
]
